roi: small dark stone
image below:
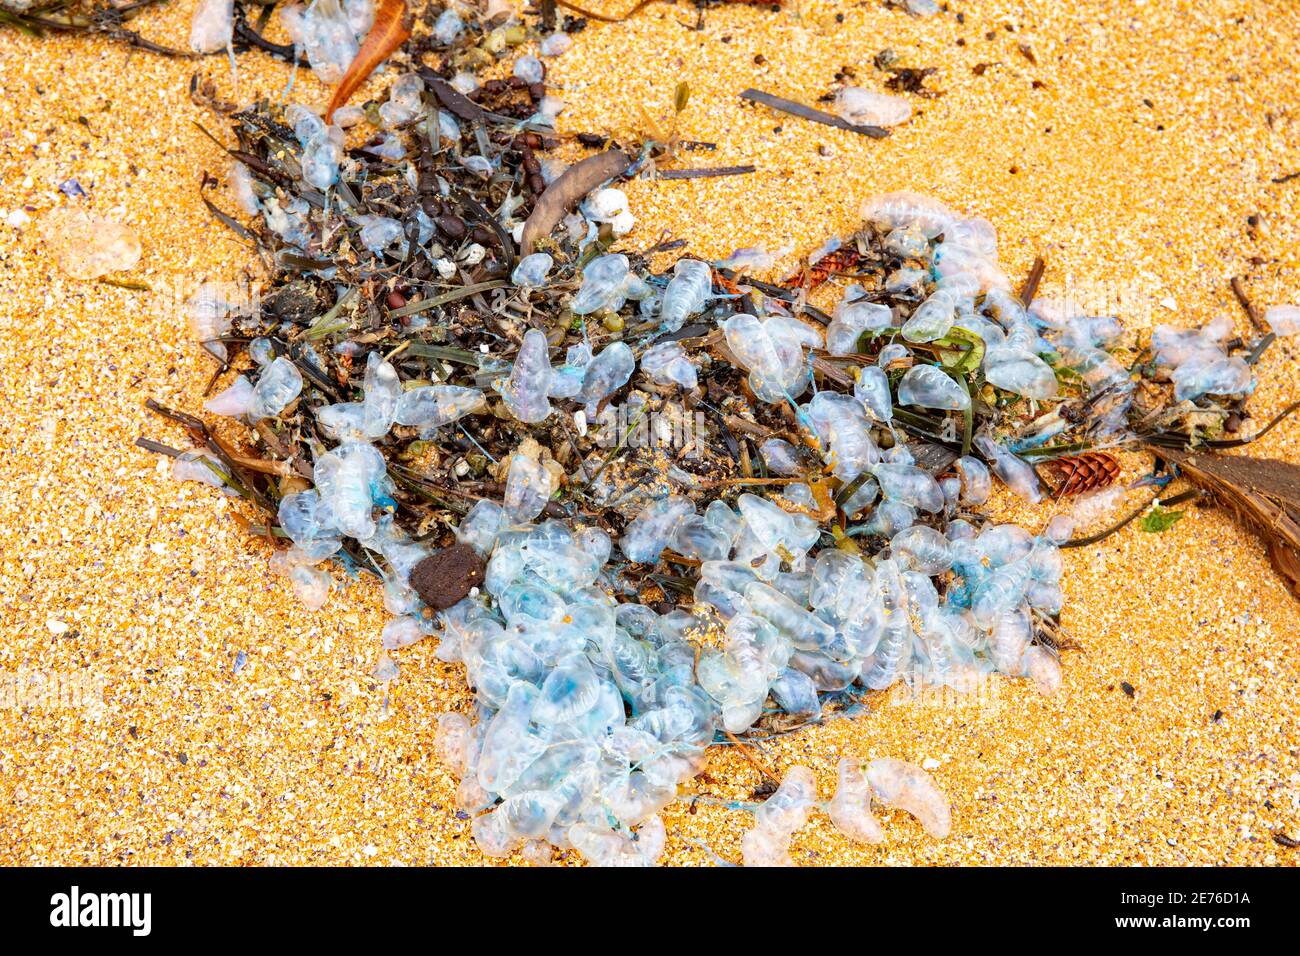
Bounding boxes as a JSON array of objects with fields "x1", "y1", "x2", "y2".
[
  {"x1": 262, "y1": 281, "x2": 320, "y2": 325},
  {"x1": 410, "y1": 543, "x2": 486, "y2": 610},
  {"x1": 436, "y1": 214, "x2": 467, "y2": 240},
  {"x1": 1120, "y1": 680, "x2": 1136, "y2": 698}
]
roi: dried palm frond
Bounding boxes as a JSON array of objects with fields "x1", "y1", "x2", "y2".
[{"x1": 1150, "y1": 446, "x2": 1300, "y2": 598}]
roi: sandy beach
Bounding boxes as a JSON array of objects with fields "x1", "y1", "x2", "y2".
[{"x1": 0, "y1": 0, "x2": 1297, "y2": 865}]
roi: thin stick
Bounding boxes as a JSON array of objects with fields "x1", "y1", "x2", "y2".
[
  {"x1": 657, "y1": 165, "x2": 757, "y2": 180},
  {"x1": 660, "y1": 549, "x2": 702, "y2": 568},
  {"x1": 739, "y1": 89, "x2": 889, "y2": 139},
  {"x1": 1019, "y1": 255, "x2": 1045, "y2": 307},
  {"x1": 1230, "y1": 275, "x2": 1267, "y2": 334},
  {"x1": 1207, "y1": 399, "x2": 1300, "y2": 448},
  {"x1": 143, "y1": 399, "x2": 275, "y2": 513},
  {"x1": 692, "y1": 476, "x2": 803, "y2": 489},
  {"x1": 722, "y1": 729, "x2": 781, "y2": 785},
  {"x1": 135, "y1": 437, "x2": 183, "y2": 458},
  {"x1": 553, "y1": 0, "x2": 657, "y2": 23},
  {"x1": 1060, "y1": 488, "x2": 1203, "y2": 549}
]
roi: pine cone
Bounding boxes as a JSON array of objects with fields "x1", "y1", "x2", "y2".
[{"x1": 1039, "y1": 451, "x2": 1121, "y2": 498}]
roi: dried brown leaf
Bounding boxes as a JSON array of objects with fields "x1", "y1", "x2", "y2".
[
  {"x1": 326, "y1": 0, "x2": 411, "y2": 124},
  {"x1": 519, "y1": 149, "x2": 631, "y2": 253}
]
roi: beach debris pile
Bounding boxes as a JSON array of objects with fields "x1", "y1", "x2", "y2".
[{"x1": 142, "y1": 3, "x2": 1300, "y2": 866}]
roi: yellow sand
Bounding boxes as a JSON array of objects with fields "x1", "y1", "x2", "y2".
[{"x1": 1, "y1": 0, "x2": 1298, "y2": 865}]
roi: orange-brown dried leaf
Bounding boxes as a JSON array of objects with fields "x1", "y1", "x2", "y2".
[
  {"x1": 807, "y1": 478, "x2": 839, "y2": 522},
  {"x1": 713, "y1": 271, "x2": 746, "y2": 297},
  {"x1": 326, "y1": 0, "x2": 411, "y2": 124}
]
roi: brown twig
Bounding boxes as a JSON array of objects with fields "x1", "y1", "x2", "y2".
[
  {"x1": 1019, "y1": 255, "x2": 1045, "y2": 307},
  {"x1": 657, "y1": 164, "x2": 757, "y2": 180},
  {"x1": 143, "y1": 399, "x2": 276, "y2": 513},
  {"x1": 739, "y1": 88, "x2": 889, "y2": 139},
  {"x1": 553, "y1": 0, "x2": 657, "y2": 23},
  {"x1": 1230, "y1": 275, "x2": 1266, "y2": 334},
  {"x1": 722, "y1": 729, "x2": 781, "y2": 784},
  {"x1": 660, "y1": 549, "x2": 702, "y2": 568},
  {"x1": 692, "y1": 475, "x2": 802, "y2": 489},
  {"x1": 135, "y1": 437, "x2": 183, "y2": 458}
]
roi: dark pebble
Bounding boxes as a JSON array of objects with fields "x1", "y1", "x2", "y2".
[
  {"x1": 436, "y1": 215, "x2": 467, "y2": 240},
  {"x1": 410, "y1": 543, "x2": 486, "y2": 610}
]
